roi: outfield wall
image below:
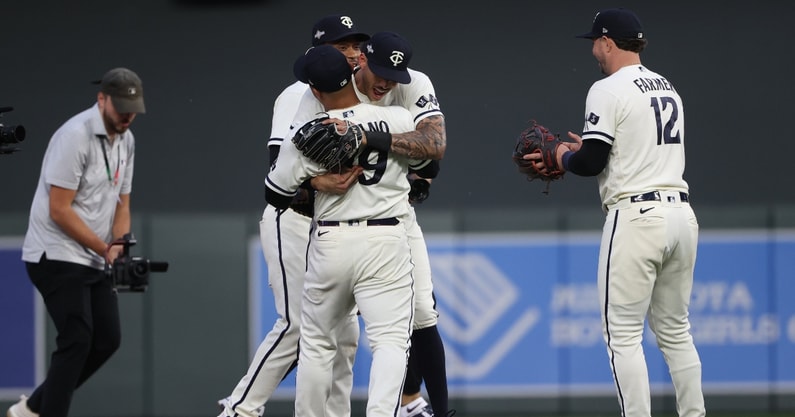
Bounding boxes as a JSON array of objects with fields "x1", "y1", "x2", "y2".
[{"x1": 2, "y1": 207, "x2": 795, "y2": 417}]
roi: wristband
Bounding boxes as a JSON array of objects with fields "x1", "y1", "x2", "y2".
[
  {"x1": 366, "y1": 131, "x2": 392, "y2": 152},
  {"x1": 562, "y1": 151, "x2": 575, "y2": 171}
]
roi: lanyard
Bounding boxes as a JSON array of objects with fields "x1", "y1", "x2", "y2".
[{"x1": 99, "y1": 136, "x2": 120, "y2": 186}]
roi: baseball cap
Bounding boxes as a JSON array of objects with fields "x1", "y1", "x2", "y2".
[
  {"x1": 311, "y1": 14, "x2": 370, "y2": 47},
  {"x1": 293, "y1": 45, "x2": 353, "y2": 93},
  {"x1": 98, "y1": 67, "x2": 146, "y2": 114},
  {"x1": 576, "y1": 8, "x2": 644, "y2": 40},
  {"x1": 363, "y1": 31, "x2": 412, "y2": 84}
]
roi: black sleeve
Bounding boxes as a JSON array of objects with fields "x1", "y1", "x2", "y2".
[
  {"x1": 565, "y1": 139, "x2": 611, "y2": 177},
  {"x1": 264, "y1": 187, "x2": 293, "y2": 210},
  {"x1": 410, "y1": 160, "x2": 440, "y2": 179},
  {"x1": 268, "y1": 143, "x2": 281, "y2": 167},
  {"x1": 264, "y1": 143, "x2": 290, "y2": 208}
]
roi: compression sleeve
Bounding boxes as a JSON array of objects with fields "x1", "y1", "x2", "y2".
[
  {"x1": 563, "y1": 139, "x2": 611, "y2": 176},
  {"x1": 410, "y1": 160, "x2": 440, "y2": 179},
  {"x1": 265, "y1": 187, "x2": 292, "y2": 209}
]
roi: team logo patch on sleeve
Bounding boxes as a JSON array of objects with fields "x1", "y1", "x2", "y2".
[
  {"x1": 587, "y1": 112, "x2": 600, "y2": 125},
  {"x1": 415, "y1": 94, "x2": 439, "y2": 109}
]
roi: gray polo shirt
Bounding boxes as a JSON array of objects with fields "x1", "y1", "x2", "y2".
[{"x1": 22, "y1": 104, "x2": 135, "y2": 269}]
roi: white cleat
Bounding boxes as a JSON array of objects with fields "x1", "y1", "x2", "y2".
[
  {"x1": 400, "y1": 397, "x2": 434, "y2": 417},
  {"x1": 7, "y1": 396, "x2": 39, "y2": 417}
]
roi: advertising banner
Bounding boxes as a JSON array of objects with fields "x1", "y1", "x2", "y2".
[
  {"x1": 0, "y1": 238, "x2": 44, "y2": 401},
  {"x1": 248, "y1": 230, "x2": 795, "y2": 398}
]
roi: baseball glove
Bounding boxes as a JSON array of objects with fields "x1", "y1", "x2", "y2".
[
  {"x1": 512, "y1": 120, "x2": 565, "y2": 194},
  {"x1": 288, "y1": 182, "x2": 315, "y2": 218},
  {"x1": 408, "y1": 178, "x2": 431, "y2": 204},
  {"x1": 292, "y1": 116, "x2": 363, "y2": 172}
]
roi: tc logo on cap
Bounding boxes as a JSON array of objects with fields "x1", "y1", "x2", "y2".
[
  {"x1": 389, "y1": 51, "x2": 405, "y2": 67},
  {"x1": 340, "y1": 16, "x2": 353, "y2": 28}
]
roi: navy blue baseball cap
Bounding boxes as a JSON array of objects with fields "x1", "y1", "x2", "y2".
[
  {"x1": 311, "y1": 14, "x2": 370, "y2": 47},
  {"x1": 576, "y1": 8, "x2": 644, "y2": 40},
  {"x1": 363, "y1": 31, "x2": 412, "y2": 84},
  {"x1": 293, "y1": 45, "x2": 353, "y2": 93}
]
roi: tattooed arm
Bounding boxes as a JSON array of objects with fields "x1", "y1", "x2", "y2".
[
  {"x1": 391, "y1": 115, "x2": 446, "y2": 160},
  {"x1": 362, "y1": 115, "x2": 447, "y2": 160}
]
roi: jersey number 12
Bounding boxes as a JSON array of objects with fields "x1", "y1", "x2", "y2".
[{"x1": 650, "y1": 96, "x2": 681, "y2": 145}]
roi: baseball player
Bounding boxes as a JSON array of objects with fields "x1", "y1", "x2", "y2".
[
  {"x1": 217, "y1": 14, "x2": 369, "y2": 417},
  {"x1": 355, "y1": 32, "x2": 449, "y2": 417},
  {"x1": 545, "y1": 8, "x2": 705, "y2": 417},
  {"x1": 290, "y1": 31, "x2": 451, "y2": 417},
  {"x1": 266, "y1": 44, "x2": 439, "y2": 417}
]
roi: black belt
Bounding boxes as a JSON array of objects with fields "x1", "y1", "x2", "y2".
[
  {"x1": 316, "y1": 217, "x2": 399, "y2": 227},
  {"x1": 629, "y1": 191, "x2": 689, "y2": 203}
]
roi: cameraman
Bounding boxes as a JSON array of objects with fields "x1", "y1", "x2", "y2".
[{"x1": 10, "y1": 68, "x2": 145, "y2": 417}]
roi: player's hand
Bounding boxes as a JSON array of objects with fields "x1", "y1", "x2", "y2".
[
  {"x1": 524, "y1": 132, "x2": 582, "y2": 174},
  {"x1": 566, "y1": 131, "x2": 583, "y2": 152},
  {"x1": 320, "y1": 117, "x2": 350, "y2": 135},
  {"x1": 522, "y1": 151, "x2": 548, "y2": 175},
  {"x1": 310, "y1": 166, "x2": 363, "y2": 195},
  {"x1": 553, "y1": 132, "x2": 583, "y2": 171}
]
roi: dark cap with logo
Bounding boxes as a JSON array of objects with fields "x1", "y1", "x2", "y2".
[
  {"x1": 311, "y1": 14, "x2": 370, "y2": 47},
  {"x1": 363, "y1": 31, "x2": 412, "y2": 84},
  {"x1": 293, "y1": 45, "x2": 353, "y2": 93},
  {"x1": 98, "y1": 67, "x2": 146, "y2": 114},
  {"x1": 576, "y1": 8, "x2": 644, "y2": 40}
]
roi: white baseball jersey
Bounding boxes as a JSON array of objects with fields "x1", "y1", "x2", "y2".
[
  {"x1": 280, "y1": 70, "x2": 449, "y2": 415},
  {"x1": 581, "y1": 64, "x2": 689, "y2": 208},
  {"x1": 585, "y1": 64, "x2": 705, "y2": 417},
  {"x1": 354, "y1": 68, "x2": 443, "y2": 125},
  {"x1": 268, "y1": 103, "x2": 430, "y2": 221},
  {"x1": 220, "y1": 79, "x2": 360, "y2": 417},
  {"x1": 290, "y1": 68, "x2": 443, "y2": 133},
  {"x1": 271, "y1": 102, "x2": 424, "y2": 417},
  {"x1": 268, "y1": 81, "x2": 309, "y2": 147}
]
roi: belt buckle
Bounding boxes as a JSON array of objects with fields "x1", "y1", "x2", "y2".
[
  {"x1": 347, "y1": 220, "x2": 360, "y2": 226},
  {"x1": 630, "y1": 191, "x2": 660, "y2": 203}
]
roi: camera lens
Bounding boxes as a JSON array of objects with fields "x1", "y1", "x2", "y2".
[
  {"x1": 131, "y1": 261, "x2": 149, "y2": 278},
  {"x1": 0, "y1": 125, "x2": 25, "y2": 144}
]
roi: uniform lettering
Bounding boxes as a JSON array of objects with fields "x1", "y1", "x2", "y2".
[
  {"x1": 364, "y1": 120, "x2": 391, "y2": 133},
  {"x1": 633, "y1": 77, "x2": 675, "y2": 93}
]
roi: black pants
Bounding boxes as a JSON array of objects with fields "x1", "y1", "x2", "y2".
[{"x1": 25, "y1": 254, "x2": 121, "y2": 417}]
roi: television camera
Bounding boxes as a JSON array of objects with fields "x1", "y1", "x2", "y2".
[
  {"x1": 106, "y1": 233, "x2": 169, "y2": 292},
  {"x1": 0, "y1": 106, "x2": 26, "y2": 155}
]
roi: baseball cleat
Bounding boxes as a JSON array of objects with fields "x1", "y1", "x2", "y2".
[
  {"x1": 400, "y1": 397, "x2": 434, "y2": 417},
  {"x1": 6, "y1": 395, "x2": 38, "y2": 417}
]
